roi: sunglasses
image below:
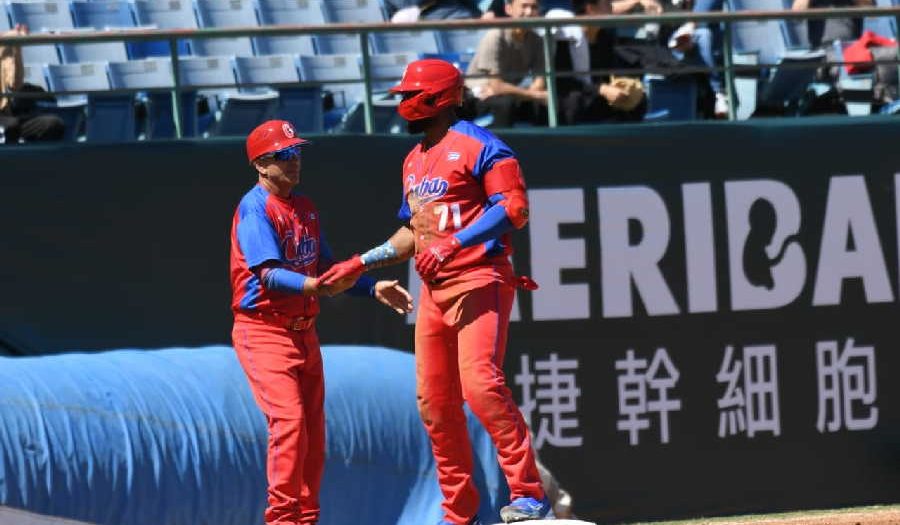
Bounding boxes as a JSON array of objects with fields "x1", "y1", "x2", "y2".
[{"x1": 262, "y1": 145, "x2": 302, "y2": 161}]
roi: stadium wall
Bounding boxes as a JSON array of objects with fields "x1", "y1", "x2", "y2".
[{"x1": 2, "y1": 117, "x2": 900, "y2": 522}]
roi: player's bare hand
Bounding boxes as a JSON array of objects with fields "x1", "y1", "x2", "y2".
[
  {"x1": 415, "y1": 236, "x2": 462, "y2": 281},
  {"x1": 374, "y1": 280, "x2": 414, "y2": 314},
  {"x1": 320, "y1": 255, "x2": 365, "y2": 285}
]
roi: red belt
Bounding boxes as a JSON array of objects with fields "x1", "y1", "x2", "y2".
[{"x1": 237, "y1": 311, "x2": 317, "y2": 332}]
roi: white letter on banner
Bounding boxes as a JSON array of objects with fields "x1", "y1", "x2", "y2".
[
  {"x1": 529, "y1": 189, "x2": 589, "y2": 320},
  {"x1": 599, "y1": 186, "x2": 679, "y2": 318},
  {"x1": 813, "y1": 176, "x2": 894, "y2": 305},
  {"x1": 726, "y1": 180, "x2": 806, "y2": 311},
  {"x1": 683, "y1": 182, "x2": 718, "y2": 313}
]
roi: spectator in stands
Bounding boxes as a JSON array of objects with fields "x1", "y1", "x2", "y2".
[
  {"x1": 550, "y1": 0, "x2": 648, "y2": 123},
  {"x1": 385, "y1": 0, "x2": 494, "y2": 21},
  {"x1": 464, "y1": 0, "x2": 548, "y2": 127},
  {"x1": 668, "y1": 0, "x2": 729, "y2": 117},
  {"x1": 792, "y1": 0, "x2": 873, "y2": 48},
  {"x1": 0, "y1": 25, "x2": 65, "y2": 144}
]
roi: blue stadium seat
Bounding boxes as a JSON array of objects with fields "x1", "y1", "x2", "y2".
[
  {"x1": 831, "y1": 40, "x2": 874, "y2": 116},
  {"x1": 297, "y1": 53, "x2": 364, "y2": 108},
  {"x1": 23, "y1": 64, "x2": 48, "y2": 90},
  {"x1": 9, "y1": 1, "x2": 74, "y2": 33},
  {"x1": 234, "y1": 55, "x2": 323, "y2": 132},
  {"x1": 366, "y1": 52, "x2": 417, "y2": 92},
  {"x1": 254, "y1": 0, "x2": 321, "y2": 56},
  {"x1": 435, "y1": 28, "x2": 486, "y2": 55},
  {"x1": 321, "y1": 0, "x2": 384, "y2": 23},
  {"x1": 313, "y1": 34, "x2": 361, "y2": 55},
  {"x1": 71, "y1": 0, "x2": 134, "y2": 30},
  {"x1": 865, "y1": 0, "x2": 898, "y2": 38},
  {"x1": 233, "y1": 53, "x2": 299, "y2": 94},
  {"x1": 370, "y1": 30, "x2": 439, "y2": 55},
  {"x1": 59, "y1": 29, "x2": 129, "y2": 63},
  {"x1": 132, "y1": 0, "x2": 195, "y2": 55},
  {"x1": 645, "y1": 75, "x2": 697, "y2": 121},
  {"x1": 193, "y1": 0, "x2": 257, "y2": 57},
  {"x1": 108, "y1": 58, "x2": 194, "y2": 138},
  {"x1": 21, "y1": 43, "x2": 61, "y2": 67},
  {"x1": 46, "y1": 61, "x2": 136, "y2": 142},
  {"x1": 178, "y1": 55, "x2": 276, "y2": 136}
]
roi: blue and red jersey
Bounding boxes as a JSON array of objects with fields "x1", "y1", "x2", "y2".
[
  {"x1": 230, "y1": 184, "x2": 323, "y2": 317},
  {"x1": 399, "y1": 119, "x2": 517, "y2": 284}
]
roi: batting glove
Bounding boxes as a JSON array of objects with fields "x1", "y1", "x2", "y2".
[
  {"x1": 320, "y1": 255, "x2": 365, "y2": 285},
  {"x1": 415, "y1": 236, "x2": 462, "y2": 281}
]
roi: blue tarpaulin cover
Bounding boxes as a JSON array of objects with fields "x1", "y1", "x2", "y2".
[{"x1": 0, "y1": 346, "x2": 508, "y2": 525}]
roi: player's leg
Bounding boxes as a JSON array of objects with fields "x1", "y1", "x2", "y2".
[
  {"x1": 452, "y1": 283, "x2": 548, "y2": 521},
  {"x1": 232, "y1": 319, "x2": 308, "y2": 525},
  {"x1": 415, "y1": 286, "x2": 479, "y2": 524},
  {"x1": 296, "y1": 329, "x2": 325, "y2": 525}
]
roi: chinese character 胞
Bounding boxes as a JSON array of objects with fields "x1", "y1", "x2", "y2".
[{"x1": 816, "y1": 338, "x2": 878, "y2": 433}]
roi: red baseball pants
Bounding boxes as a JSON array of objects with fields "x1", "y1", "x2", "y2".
[
  {"x1": 415, "y1": 279, "x2": 544, "y2": 525},
  {"x1": 232, "y1": 316, "x2": 325, "y2": 525}
]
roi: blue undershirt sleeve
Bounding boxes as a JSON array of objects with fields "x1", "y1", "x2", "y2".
[
  {"x1": 261, "y1": 268, "x2": 308, "y2": 294},
  {"x1": 454, "y1": 196, "x2": 514, "y2": 248}
]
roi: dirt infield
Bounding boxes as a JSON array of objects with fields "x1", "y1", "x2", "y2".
[{"x1": 631, "y1": 506, "x2": 900, "y2": 525}]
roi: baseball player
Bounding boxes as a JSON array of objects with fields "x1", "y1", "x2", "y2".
[
  {"x1": 320, "y1": 60, "x2": 549, "y2": 525},
  {"x1": 230, "y1": 120, "x2": 414, "y2": 525}
]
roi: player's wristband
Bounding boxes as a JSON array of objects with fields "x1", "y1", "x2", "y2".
[
  {"x1": 360, "y1": 240, "x2": 397, "y2": 267},
  {"x1": 261, "y1": 267, "x2": 307, "y2": 294}
]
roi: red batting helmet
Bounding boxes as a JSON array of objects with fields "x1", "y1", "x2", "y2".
[
  {"x1": 389, "y1": 59, "x2": 463, "y2": 121},
  {"x1": 245, "y1": 120, "x2": 309, "y2": 163}
]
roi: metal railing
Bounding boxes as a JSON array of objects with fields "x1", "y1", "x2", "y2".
[{"x1": 1, "y1": 5, "x2": 898, "y2": 137}]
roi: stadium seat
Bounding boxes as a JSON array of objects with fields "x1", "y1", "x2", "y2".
[
  {"x1": 313, "y1": 34, "x2": 361, "y2": 55},
  {"x1": 23, "y1": 64, "x2": 48, "y2": 90},
  {"x1": 645, "y1": 74, "x2": 697, "y2": 121},
  {"x1": 233, "y1": 53, "x2": 299, "y2": 94},
  {"x1": 254, "y1": 0, "x2": 321, "y2": 56},
  {"x1": 107, "y1": 58, "x2": 187, "y2": 138},
  {"x1": 865, "y1": 0, "x2": 898, "y2": 38},
  {"x1": 757, "y1": 49, "x2": 826, "y2": 112},
  {"x1": 366, "y1": 52, "x2": 417, "y2": 93},
  {"x1": 233, "y1": 54, "x2": 323, "y2": 132},
  {"x1": 71, "y1": 0, "x2": 135, "y2": 30},
  {"x1": 133, "y1": 0, "x2": 196, "y2": 29},
  {"x1": 132, "y1": 0, "x2": 196, "y2": 55},
  {"x1": 46, "y1": 61, "x2": 136, "y2": 142},
  {"x1": 321, "y1": 0, "x2": 384, "y2": 23},
  {"x1": 21, "y1": 43, "x2": 61, "y2": 67},
  {"x1": 193, "y1": 0, "x2": 257, "y2": 57},
  {"x1": 59, "y1": 29, "x2": 129, "y2": 63},
  {"x1": 297, "y1": 53, "x2": 364, "y2": 109},
  {"x1": 0, "y1": 5, "x2": 9, "y2": 32},
  {"x1": 370, "y1": 31, "x2": 439, "y2": 55},
  {"x1": 8, "y1": 1, "x2": 73, "y2": 33},
  {"x1": 435, "y1": 28, "x2": 486, "y2": 55},
  {"x1": 178, "y1": 55, "x2": 277, "y2": 136}
]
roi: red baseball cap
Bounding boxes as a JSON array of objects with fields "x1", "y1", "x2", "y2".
[{"x1": 246, "y1": 120, "x2": 309, "y2": 163}]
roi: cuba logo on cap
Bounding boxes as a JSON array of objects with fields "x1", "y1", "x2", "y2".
[{"x1": 282, "y1": 122, "x2": 295, "y2": 138}]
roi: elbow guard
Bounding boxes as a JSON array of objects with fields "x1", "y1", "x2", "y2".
[{"x1": 484, "y1": 158, "x2": 529, "y2": 229}]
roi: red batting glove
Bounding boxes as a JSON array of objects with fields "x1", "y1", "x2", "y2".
[
  {"x1": 415, "y1": 236, "x2": 462, "y2": 281},
  {"x1": 320, "y1": 255, "x2": 365, "y2": 285}
]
